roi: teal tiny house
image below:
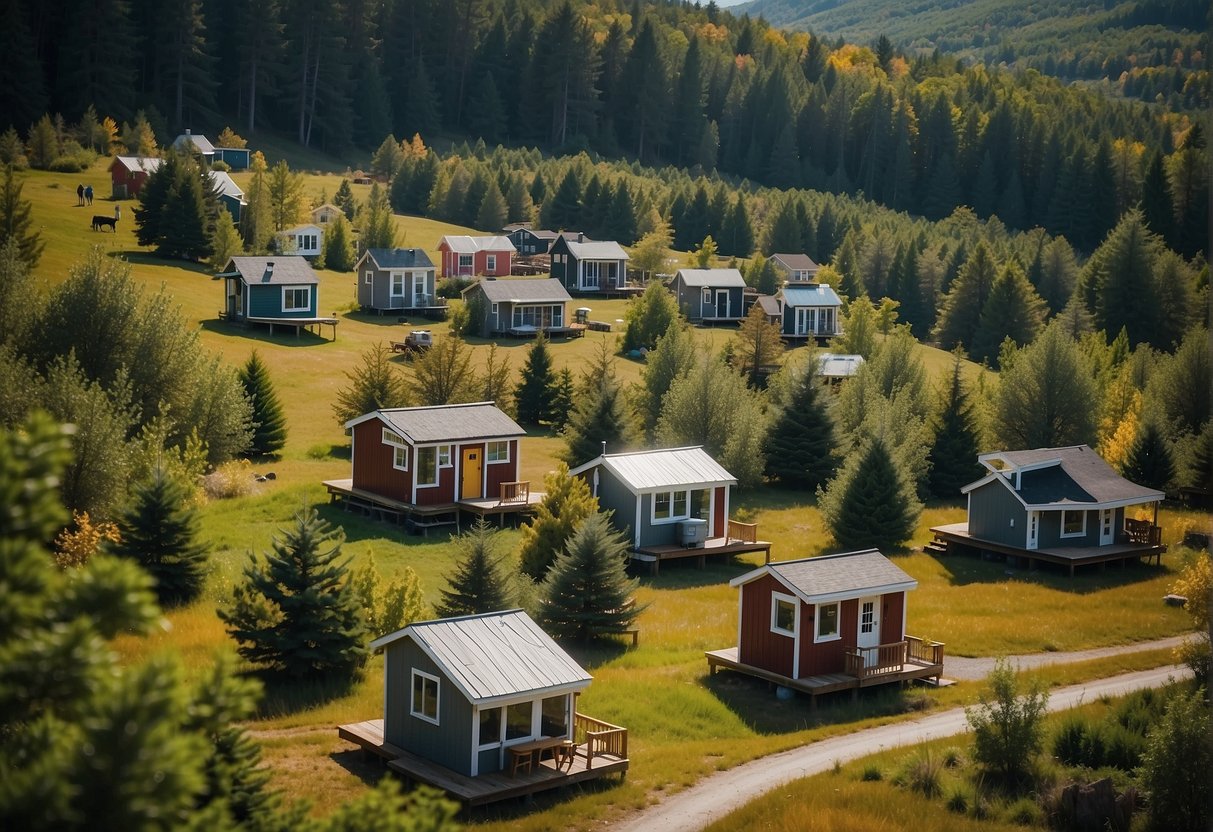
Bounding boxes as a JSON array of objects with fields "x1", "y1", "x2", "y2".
[{"x1": 219, "y1": 256, "x2": 335, "y2": 338}]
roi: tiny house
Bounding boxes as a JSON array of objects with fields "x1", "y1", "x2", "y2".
[
  {"x1": 109, "y1": 156, "x2": 163, "y2": 198},
  {"x1": 219, "y1": 256, "x2": 319, "y2": 321},
  {"x1": 549, "y1": 235, "x2": 630, "y2": 293},
  {"x1": 355, "y1": 248, "x2": 441, "y2": 314},
  {"x1": 671, "y1": 269, "x2": 747, "y2": 324},
  {"x1": 437, "y1": 236, "x2": 515, "y2": 278}
]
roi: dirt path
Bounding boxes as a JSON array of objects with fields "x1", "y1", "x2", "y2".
[
  {"x1": 943, "y1": 634, "x2": 1189, "y2": 680},
  {"x1": 616, "y1": 664, "x2": 1191, "y2": 832}
]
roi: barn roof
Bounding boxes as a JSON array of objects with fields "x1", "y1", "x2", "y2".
[
  {"x1": 112, "y1": 156, "x2": 164, "y2": 175},
  {"x1": 675, "y1": 268, "x2": 746, "y2": 288},
  {"x1": 221, "y1": 256, "x2": 318, "y2": 285},
  {"x1": 345, "y1": 402, "x2": 525, "y2": 443},
  {"x1": 569, "y1": 446, "x2": 736, "y2": 492},
  {"x1": 371, "y1": 610, "x2": 592, "y2": 705},
  {"x1": 731, "y1": 549, "x2": 917, "y2": 604}
]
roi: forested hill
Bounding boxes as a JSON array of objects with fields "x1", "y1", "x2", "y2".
[
  {"x1": 2, "y1": 0, "x2": 1206, "y2": 256},
  {"x1": 739, "y1": 0, "x2": 1208, "y2": 94}
]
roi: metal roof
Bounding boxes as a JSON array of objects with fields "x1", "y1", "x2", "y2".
[
  {"x1": 439, "y1": 235, "x2": 516, "y2": 254},
  {"x1": 676, "y1": 268, "x2": 747, "y2": 288},
  {"x1": 469, "y1": 277, "x2": 572, "y2": 304},
  {"x1": 113, "y1": 156, "x2": 163, "y2": 174},
  {"x1": 570, "y1": 446, "x2": 736, "y2": 492},
  {"x1": 224, "y1": 256, "x2": 318, "y2": 285},
  {"x1": 973, "y1": 445, "x2": 1164, "y2": 506},
  {"x1": 174, "y1": 131, "x2": 215, "y2": 154},
  {"x1": 364, "y1": 248, "x2": 435, "y2": 269},
  {"x1": 209, "y1": 171, "x2": 244, "y2": 200},
  {"x1": 566, "y1": 240, "x2": 630, "y2": 261},
  {"x1": 816, "y1": 353, "x2": 864, "y2": 378},
  {"x1": 781, "y1": 284, "x2": 842, "y2": 307},
  {"x1": 350, "y1": 402, "x2": 525, "y2": 443},
  {"x1": 732, "y1": 549, "x2": 917, "y2": 603},
  {"x1": 371, "y1": 610, "x2": 592, "y2": 705},
  {"x1": 770, "y1": 253, "x2": 820, "y2": 272}
]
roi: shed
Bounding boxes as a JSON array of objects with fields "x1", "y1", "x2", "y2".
[
  {"x1": 461, "y1": 277, "x2": 573, "y2": 336},
  {"x1": 109, "y1": 155, "x2": 163, "y2": 199},
  {"x1": 218, "y1": 256, "x2": 322, "y2": 325},
  {"x1": 355, "y1": 247, "x2": 441, "y2": 313},
  {"x1": 671, "y1": 268, "x2": 747, "y2": 323}
]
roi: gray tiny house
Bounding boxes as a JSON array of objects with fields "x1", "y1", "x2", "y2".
[
  {"x1": 355, "y1": 248, "x2": 443, "y2": 315},
  {"x1": 671, "y1": 269, "x2": 747, "y2": 324}
]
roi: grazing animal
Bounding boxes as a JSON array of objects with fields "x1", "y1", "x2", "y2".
[{"x1": 92, "y1": 215, "x2": 117, "y2": 231}]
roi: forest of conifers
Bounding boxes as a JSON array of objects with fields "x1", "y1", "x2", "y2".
[{"x1": 1, "y1": 0, "x2": 1207, "y2": 257}]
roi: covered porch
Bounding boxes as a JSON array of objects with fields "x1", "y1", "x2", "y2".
[{"x1": 633, "y1": 520, "x2": 772, "y2": 575}]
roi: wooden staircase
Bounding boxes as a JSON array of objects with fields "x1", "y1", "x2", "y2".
[{"x1": 923, "y1": 534, "x2": 950, "y2": 556}]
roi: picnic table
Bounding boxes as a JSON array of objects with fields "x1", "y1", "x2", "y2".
[{"x1": 507, "y1": 736, "x2": 577, "y2": 776}]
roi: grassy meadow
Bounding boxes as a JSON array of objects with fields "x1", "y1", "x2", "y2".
[{"x1": 18, "y1": 160, "x2": 1204, "y2": 827}]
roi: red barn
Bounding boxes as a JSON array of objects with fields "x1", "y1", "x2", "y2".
[
  {"x1": 437, "y1": 235, "x2": 515, "y2": 278},
  {"x1": 108, "y1": 156, "x2": 163, "y2": 199}
]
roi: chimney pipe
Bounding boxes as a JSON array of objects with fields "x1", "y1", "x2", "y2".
[
  {"x1": 578, "y1": 232, "x2": 585, "y2": 243},
  {"x1": 600, "y1": 440, "x2": 607, "y2": 456}
]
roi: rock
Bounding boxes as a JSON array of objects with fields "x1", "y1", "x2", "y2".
[
  {"x1": 265, "y1": 472, "x2": 277, "y2": 480},
  {"x1": 774, "y1": 685, "x2": 794, "y2": 701},
  {"x1": 1058, "y1": 778, "x2": 1135, "y2": 832},
  {"x1": 1163, "y1": 594, "x2": 1188, "y2": 607}
]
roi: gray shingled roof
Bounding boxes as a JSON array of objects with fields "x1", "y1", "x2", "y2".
[
  {"x1": 756, "y1": 295, "x2": 781, "y2": 317},
  {"x1": 982, "y1": 446, "x2": 1164, "y2": 506},
  {"x1": 209, "y1": 171, "x2": 245, "y2": 200},
  {"x1": 469, "y1": 277, "x2": 572, "y2": 304},
  {"x1": 371, "y1": 610, "x2": 592, "y2": 705},
  {"x1": 365, "y1": 248, "x2": 435, "y2": 269},
  {"x1": 570, "y1": 446, "x2": 736, "y2": 492},
  {"x1": 566, "y1": 240, "x2": 629, "y2": 261},
  {"x1": 733, "y1": 549, "x2": 917, "y2": 602},
  {"x1": 224, "y1": 256, "x2": 318, "y2": 285},
  {"x1": 781, "y1": 284, "x2": 842, "y2": 307},
  {"x1": 771, "y1": 253, "x2": 820, "y2": 272},
  {"x1": 369, "y1": 402, "x2": 525, "y2": 443},
  {"x1": 676, "y1": 268, "x2": 747, "y2": 288}
]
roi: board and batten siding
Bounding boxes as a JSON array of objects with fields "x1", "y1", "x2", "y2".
[
  {"x1": 1036, "y1": 508, "x2": 1102, "y2": 548},
  {"x1": 879, "y1": 591, "x2": 905, "y2": 645},
  {"x1": 798, "y1": 597, "x2": 860, "y2": 678},
  {"x1": 967, "y1": 480, "x2": 1028, "y2": 547},
  {"x1": 384, "y1": 640, "x2": 475, "y2": 776},
  {"x1": 739, "y1": 574, "x2": 795, "y2": 677},
  {"x1": 247, "y1": 283, "x2": 316, "y2": 318},
  {"x1": 351, "y1": 419, "x2": 412, "y2": 503},
  {"x1": 484, "y1": 439, "x2": 520, "y2": 498}
]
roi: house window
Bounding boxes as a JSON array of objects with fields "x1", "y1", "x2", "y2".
[
  {"x1": 391, "y1": 273, "x2": 404, "y2": 296},
  {"x1": 486, "y1": 254, "x2": 497, "y2": 272},
  {"x1": 771, "y1": 592, "x2": 797, "y2": 637},
  {"x1": 478, "y1": 707, "x2": 502, "y2": 748},
  {"x1": 382, "y1": 428, "x2": 406, "y2": 446},
  {"x1": 491, "y1": 302, "x2": 499, "y2": 319},
  {"x1": 416, "y1": 447, "x2": 439, "y2": 486},
  {"x1": 410, "y1": 670, "x2": 440, "y2": 725},
  {"x1": 540, "y1": 695, "x2": 568, "y2": 736},
  {"x1": 553, "y1": 253, "x2": 563, "y2": 264},
  {"x1": 458, "y1": 253, "x2": 473, "y2": 271},
  {"x1": 512, "y1": 304, "x2": 563, "y2": 329},
  {"x1": 814, "y1": 602, "x2": 840, "y2": 642},
  {"x1": 505, "y1": 701, "x2": 531, "y2": 741},
  {"x1": 702, "y1": 288, "x2": 712, "y2": 305},
  {"x1": 487, "y1": 441, "x2": 510, "y2": 463},
  {"x1": 437, "y1": 445, "x2": 452, "y2": 467},
  {"x1": 283, "y1": 287, "x2": 310, "y2": 311},
  {"x1": 583, "y1": 261, "x2": 600, "y2": 289},
  {"x1": 393, "y1": 446, "x2": 407, "y2": 471},
  {"x1": 364, "y1": 270, "x2": 373, "y2": 285},
  {"x1": 1061, "y1": 510, "x2": 1086, "y2": 538},
  {"x1": 652, "y1": 489, "x2": 691, "y2": 523}
]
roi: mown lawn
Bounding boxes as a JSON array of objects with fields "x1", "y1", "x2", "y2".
[{"x1": 19, "y1": 161, "x2": 1202, "y2": 827}]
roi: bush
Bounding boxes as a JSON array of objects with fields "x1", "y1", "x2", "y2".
[
  {"x1": 894, "y1": 749, "x2": 942, "y2": 798},
  {"x1": 48, "y1": 149, "x2": 97, "y2": 173},
  {"x1": 860, "y1": 764, "x2": 883, "y2": 781},
  {"x1": 966, "y1": 659, "x2": 1049, "y2": 781},
  {"x1": 945, "y1": 787, "x2": 968, "y2": 814},
  {"x1": 941, "y1": 747, "x2": 964, "y2": 768},
  {"x1": 437, "y1": 276, "x2": 473, "y2": 299},
  {"x1": 210, "y1": 160, "x2": 231, "y2": 172},
  {"x1": 1003, "y1": 797, "x2": 1043, "y2": 826},
  {"x1": 203, "y1": 459, "x2": 256, "y2": 499}
]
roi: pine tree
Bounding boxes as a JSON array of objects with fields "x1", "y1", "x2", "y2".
[
  {"x1": 720, "y1": 193, "x2": 754, "y2": 258},
  {"x1": 732, "y1": 302, "x2": 785, "y2": 386},
  {"x1": 541, "y1": 168, "x2": 582, "y2": 230},
  {"x1": 505, "y1": 173, "x2": 535, "y2": 224},
  {"x1": 219, "y1": 508, "x2": 368, "y2": 678},
  {"x1": 475, "y1": 179, "x2": 508, "y2": 232},
  {"x1": 603, "y1": 181, "x2": 638, "y2": 245},
  {"x1": 1083, "y1": 209, "x2": 1162, "y2": 349},
  {"x1": 927, "y1": 353, "x2": 984, "y2": 498},
  {"x1": 933, "y1": 242, "x2": 998, "y2": 352},
  {"x1": 240, "y1": 152, "x2": 273, "y2": 252},
  {"x1": 361, "y1": 182, "x2": 398, "y2": 249},
  {"x1": 435, "y1": 518, "x2": 514, "y2": 618},
  {"x1": 1140, "y1": 150, "x2": 1173, "y2": 241},
  {"x1": 332, "y1": 343, "x2": 410, "y2": 426},
  {"x1": 765, "y1": 358, "x2": 838, "y2": 490},
  {"x1": 323, "y1": 212, "x2": 356, "y2": 271},
  {"x1": 548, "y1": 368, "x2": 576, "y2": 433},
  {"x1": 993, "y1": 324, "x2": 1098, "y2": 450},
  {"x1": 539, "y1": 513, "x2": 643, "y2": 641},
  {"x1": 239, "y1": 351, "x2": 288, "y2": 455},
  {"x1": 1189, "y1": 422, "x2": 1213, "y2": 497},
  {"x1": 208, "y1": 209, "x2": 244, "y2": 270},
  {"x1": 1121, "y1": 421, "x2": 1175, "y2": 492},
  {"x1": 560, "y1": 341, "x2": 634, "y2": 465},
  {"x1": 333, "y1": 178, "x2": 357, "y2": 219},
  {"x1": 410, "y1": 335, "x2": 479, "y2": 406},
  {"x1": 518, "y1": 463, "x2": 598, "y2": 581},
  {"x1": 819, "y1": 435, "x2": 921, "y2": 550},
  {"x1": 513, "y1": 332, "x2": 557, "y2": 425},
  {"x1": 0, "y1": 164, "x2": 43, "y2": 267},
  {"x1": 267, "y1": 159, "x2": 305, "y2": 231},
  {"x1": 970, "y1": 262, "x2": 1046, "y2": 368},
  {"x1": 622, "y1": 279, "x2": 680, "y2": 352},
  {"x1": 637, "y1": 319, "x2": 696, "y2": 438}
]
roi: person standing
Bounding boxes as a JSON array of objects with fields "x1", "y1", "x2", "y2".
[
  {"x1": 77, "y1": 183, "x2": 84, "y2": 205},
  {"x1": 85, "y1": 185, "x2": 93, "y2": 205},
  {"x1": 114, "y1": 205, "x2": 121, "y2": 222}
]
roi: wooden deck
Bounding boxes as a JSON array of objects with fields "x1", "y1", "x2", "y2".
[
  {"x1": 220, "y1": 312, "x2": 339, "y2": 340},
  {"x1": 929, "y1": 522, "x2": 1167, "y2": 576},
  {"x1": 706, "y1": 640, "x2": 947, "y2": 708},
  {"x1": 633, "y1": 521, "x2": 772, "y2": 575},
  {"x1": 338, "y1": 718, "x2": 628, "y2": 807},
  {"x1": 323, "y1": 479, "x2": 544, "y2": 534}
]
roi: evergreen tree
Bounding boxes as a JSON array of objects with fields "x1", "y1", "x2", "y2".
[
  {"x1": 603, "y1": 181, "x2": 639, "y2": 245},
  {"x1": 622, "y1": 279, "x2": 680, "y2": 352},
  {"x1": 732, "y1": 303, "x2": 785, "y2": 386},
  {"x1": 475, "y1": 179, "x2": 508, "y2": 232},
  {"x1": 239, "y1": 351, "x2": 288, "y2": 455},
  {"x1": 819, "y1": 435, "x2": 921, "y2": 550},
  {"x1": 1189, "y1": 422, "x2": 1213, "y2": 497},
  {"x1": 548, "y1": 368, "x2": 576, "y2": 433},
  {"x1": 971, "y1": 262, "x2": 1046, "y2": 368},
  {"x1": 1082, "y1": 209, "x2": 1163, "y2": 349},
  {"x1": 0, "y1": 164, "x2": 43, "y2": 267},
  {"x1": 720, "y1": 194, "x2": 754, "y2": 258},
  {"x1": 370, "y1": 134, "x2": 405, "y2": 180},
  {"x1": 468, "y1": 72, "x2": 508, "y2": 142},
  {"x1": 267, "y1": 159, "x2": 305, "y2": 231},
  {"x1": 539, "y1": 513, "x2": 643, "y2": 641},
  {"x1": 0, "y1": 0, "x2": 47, "y2": 132},
  {"x1": 505, "y1": 173, "x2": 535, "y2": 224},
  {"x1": 333, "y1": 178, "x2": 357, "y2": 219},
  {"x1": 332, "y1": 343, "x2": 410, "y2": 426},
  {"x1": 541, "y1": 168, "x2": 581, "y2": 230},
  {"x1": 933, "y1": 242, "x2": 998, "y2": 352},
  {"x1": 323, "y1": 212, "x2": 356, "y2": 271},
  {"x1": 1121, "y1": 420, "x2": 1175, "y2": 491},
  {"x1": 134, "y1": 151, "x2": 215, "y2": 260},
  {"x1": 240, "y1": 152, "x2": 273, "y2": 252},
  {"x1": 1140, "y1": 150, "x2": 1173, "y2": 241},
  {"x1": 560, "y1": 340, "x2": 634, "y2": 465},
  {"x1": 518, "y1": 463, "x2": 597, "y2": 581},
  {"x1": 513, "y1": 332, "x2": 557, "y2": 424},
  {"x1": 435, "y1": 518, "x2": 514, "y2": 618},
  {"x1": 409, "y1": 335, "x2": 479, "y2": 406},
  {"x1": 762, "y1": 198, "x2": 803, "y2": 256},
  {"x1": 110, "y1": 468, "x2": 209, "y2": 606},
  {"x1": 219, "y1": 508, "x2": 368, "y2": 678},
  {"x1": 208, "y1": 209, "x2": 243, "y2": 270},
  {"x1": 361, "y1": 182, "x2": 398, "y2": 249},
  {"x1": 637, "y1": 319, "x2": 696, "y2": 438},
  {"x1": 765, "y1": 358, "x2": 838, "y2": 490},
  {"x1": 927, "y1": 353, "x2": 984, "y2": 498},
  {"x1": 835, "y1": 295, "x2": 878, "y2": 359},
  {"x1": 993, "y1": 324, "x2": 1097, "y2": 450}
]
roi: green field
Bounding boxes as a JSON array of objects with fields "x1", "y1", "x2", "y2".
[{"x1": 18, "y1": 160, "x2": 1201, "y2": 827}]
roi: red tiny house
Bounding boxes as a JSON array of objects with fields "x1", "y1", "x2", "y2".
[{"x1": 437, "y1": 235, "x2": 515, "y2": 278}]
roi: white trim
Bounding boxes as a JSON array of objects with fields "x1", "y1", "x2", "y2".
[
  {"x1": 486, "y1": 254, "x2": 497, "y2": 272},
  {"x1": 1100, "y1": 508, "x2": 1115, "y2": 545},
  {"x1": 1060, "y1": 508, "x2": 1087, "y2": 538},
  {"x1": 282, "y1": 285, "x2": 312, "y2": 313},
  {"x1": 486, "y1": 440, "x2": 510, "y2": 463},
  {"x1": 650, "y1": 488, "x2": 692, "y2": 525},
  {"x1": 770, "y1": 591, "x2": 798, "y2": 638},
  {"x1": 392, "y1": 445, "x2": 408, "y2": 471},
  {"x1": 415, "y1": 446, "x2": 443, "y2": 488},
  {"x1": 963, "y1": 469, "x2": 1163, "y2": 511},
  {"x1": 634, "y1": 495, "x2": 642, "y2": 551},
  {"x1": 857, "y1": 595, "x2": 880, "y2": 648},
  {"x1": 813, "y1": 601, "x2": 841, "y2": 643},
  {"x1": 364, "y1": 270, "x2": 373, "y2": 285},
  {"x1": 410, "y1": 669, "x2": 440, "y2": 725}
]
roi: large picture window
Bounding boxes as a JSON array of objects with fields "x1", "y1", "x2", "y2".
[
  {"x1": 416, "y1": 447, "x2": 440, "y2": 486},
  {"x1": 505, "y1": 702, "x2": 531, "y2": 741},
  {"x1": 410, "y1": 670, "x2": 439, "y2": 725},
  {"x1": 1061, "y1": 509, "x2": 1086, "y2": 538},
  {"x1": 814, "y1": 602, "x2": 840, "y2": 643},
  {"x1": 652, "y1": 489, "x2": 702, "y2": 524},
  {"x1": 511, "y1": 304, "x2": 564, "y2": 330},
  {"x1": 283, "y1": 287, "x2": 310, "y2": 311}
]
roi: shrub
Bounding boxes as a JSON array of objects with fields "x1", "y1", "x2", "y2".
[
  {"x1": 306, "y1": 444, "x2": 330, "y2": 459},
  {"x1": 203, "y1": 459, "x2": 256, "y2": 499},
  {"x1": 941, "y1": 747, "x2": 964, "y2": 768},
  {"x1": 53, "y1": 510, "x2": 121, "y2": 569},
  {"x1": 1139, "y1": 685, "x2": 1210, "y2": 832},
  {"x1": 1004, "y1": 797, "x2": 1043, "y2": 826},
  {"x1": 894, "y1": 749, "x2": 942, "y2": 798},
  {"x1": 945, "y1": 787, "x2": 968, "y2": 814},
  {"x1": 437, "y1": 276, "x2": 473, "y2": 299},
  {"x1": 210, "y1": 160, "x2": 231, "y2": 172},
  {"x1": 860, "y1": 764, "x2": 883, "y2": 781},
  {"x1": 966, "y1": 658, "x2": 1049, "y2": 781}
]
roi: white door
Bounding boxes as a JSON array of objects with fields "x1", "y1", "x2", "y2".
[
  {"x1": 857, "y1": 596, "x2": 880, "y2": 667},
  {"x1": 1099, "y1": 508, "x2": 1114, "y2": 545},
  {"x1": 413, "y1": 276, "x2": 426, "y2": 307},
  {"x1": 1027, "y1": 510, "x2": 1039, "y2": 550}
]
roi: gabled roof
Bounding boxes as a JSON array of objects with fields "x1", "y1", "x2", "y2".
[
  {"x1": 531, "y1": 229, "x2": 585, "y2": 242},
  {"x1": 565, "y1": 240, "x2": 629, "y2": 261},
  {"x1": 731, "y1": 549, "x2": 917, "y2": 604},
  {"x1": 439, "y1": 235, "x2": 516, "y2": 254},
  {"x1": 111, "y1": 156, "x2": 163, "y2": 175},
  {"x1": 676, "y1": 268, "x2": 746, "y2": 288},
  {"x1": 465, "y1": 277, "x2": 572, "y2": 304},
  {"x1": 770, "y1": 253, "x2": 820, "y2": 272},
  {"x1": 344, "y1": 402, "x2": 525, "y2": 443},
  {"x1": 221, "y1": 256, "x2": 318, "y2": 285},
  {"x1": 964, "y1": 445, "x2": 1164, "y2": 508},
  {"x1": 361, "y1": 247, "x2": 435, "y2": 270},
  {"x1": 279, "y1": 223, "x2": 323, "y2": 235},
  {"x1": 312, "y1": 202, "x2": 342, "y2": 215},
  {"x1": 209, "y1": 170, "x2": 244, "y2": 200},
  {"x1": 173, "y1": 131, "x2": 215, "y2": 154},
  {"x1": 781, "y1": 284, "x2": 842, "y2": 307},
  {"x1": 569, "y1": 446, "x2": 736, "y2": 492},
  {"x1": 755, "y1": 295, "x2": 781, "y2": 317},
  {"x1": 816, "y1": 353, "x2": 864, "y2": 378},
  {"x1": 370, "y1": 610, "x2": 592, "y2": 706}
]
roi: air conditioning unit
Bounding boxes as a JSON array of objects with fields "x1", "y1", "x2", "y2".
[{"x1": 678, "y1": 518, "x2": 708, "y2": 549}]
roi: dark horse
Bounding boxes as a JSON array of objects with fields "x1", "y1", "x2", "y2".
[{"x1": 91, "y1": 215, "x2": 117, "y2": 232}]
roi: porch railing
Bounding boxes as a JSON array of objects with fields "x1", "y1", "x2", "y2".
[
  {"x1": 1124, "y1": 518, "x2": 1163, "y2": 545},
  {"x1": 574, "y1": 712, "x2": 628, "y2": 769},
  {"x1": 498, "y1": 481, "x2": 530, "y2": 505},
  {"x1": 727, "y1": 520, "x2": 758, "y2": 544},
  {"x1": 906, "y1": 635, "x2": 945, "y2": 667},
  {"x1": 844, "y1": 641, "x2": 908, "y2": 680}
]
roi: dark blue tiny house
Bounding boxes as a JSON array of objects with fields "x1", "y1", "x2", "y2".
[
  {"x1": 549, "y1": 235, "x2": 630, "y2": 293},
  {"x1": 671, "y1": 269, "x2": 747, "y2": 324},
  {"x1": 778, "y1": 283, "x2": 842, "y2": 341}
]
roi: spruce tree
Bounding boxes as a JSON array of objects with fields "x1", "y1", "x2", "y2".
[
  {"x1": 110, "y1": 469, "x2": 210, "y2": 606},
  {"x1": 1121, "y1": 421, "x2": 1175, "y2": 492},
  {"x1": 332, "y1": 343, "x2": 410, "y2": 426},
  {"x1": 637, "y1": 319, "x2": 696, "y2": 438},
  {"x1": 518, "y1": 464, "x2": 597, "y2": 581},
  {"x1": 927, "y1": 353, "x2": 984, "y2": 498},
  {"x1": 513, "y1": 332, "x2": 556, "y2": 425},
  {"x1": 541, "y1": 168, "x2": 581, "y2": 230},
  {"x1": 933, "y1": 242, "x2": 997, "y2": 352},
  {"x1": 1083, "y1": 209, "x2": 1162, "y2": 349},
  {"x1": 622, "y1": 279, "x2": 680, "y2": 351},
  {"x1": 993, "y1": 324, "x2": 1098, "y2": 450},
  {"x1": 548, "y1": 368, "x2": 576, "y2": 432},
  {"x1": 239, "y1": 351, "x2": 288, "y2": 455},
  {"x1": 765, "y1": 359, "x2": 838, "y2": 490},
  {"x1": 435, "y1": 518, "x2": 514, "y2": 618},
  {"x1": 323, "y1": 213, "x2": 356, "y2": 271},
  {"x1": 219, "y1": 508, "x2": 368, "y2": 678},
  {"x1": 560, "y1": 349, "x2": 634, "y2": 465},
  {"x1": 0, "y1": 164, "x2": 44, "y2": 267},
  {"x1": 333, "y1": 178, "x2": 357, "y2": 219},
  {"x1": 475, "y1": 180, "x2": 508, "y2": 232},
  {"x1": 1189, "y1": 422, "x2": 1213, "y2": 497},
  {"x1": 820, "y1": 435, "x2": 921, "y2": 551},
  {"x1": 539, "y1": 513, "x2": 644, "y2": 642},
  {"x1": 970, "y1": 262, "x2": 1046, "y2": 368}
]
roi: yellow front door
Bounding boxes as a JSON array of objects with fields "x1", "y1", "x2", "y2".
[{"x1": 461, "y1": 447, "x2": 482, "y2": 500}]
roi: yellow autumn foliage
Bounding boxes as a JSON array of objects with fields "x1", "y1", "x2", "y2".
[{"x1": 53, "y1": 511, "x2": 120, "y2": 569}]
